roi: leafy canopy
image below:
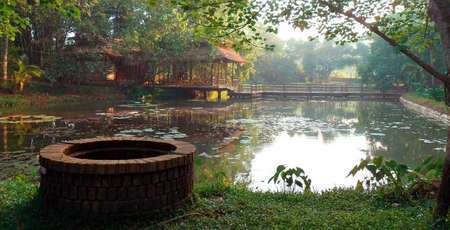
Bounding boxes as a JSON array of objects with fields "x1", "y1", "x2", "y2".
[{"x1": 0, "y1": 0, "x2": 80, "y2": 41}]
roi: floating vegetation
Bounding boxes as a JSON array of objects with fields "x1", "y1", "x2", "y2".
[
  {"x1": 419, "y1": 139, "x2": 434, "y2": 144},
  {"x1": 173, "y1": 133, "x2": 188, "y2": 139},
  {"x1": 369, "y1": 133, "x2": 386, "y2": 136},
  {"x1": 433, "y1": 147, "x2": 445, "y2": 151},
  {"x1": 0, "y1": 115, "x2": 61, "y2": 124},
  {"x1": 117, "y1": 101, "x2": 158, "y2": 108},
  {"x1": 119, "y1": 129, "x2": 144, "y2": 134},
  {"x1": 240, "y1": 138, "x2": 251, "y2": 145},
  {"x1": 114, "y1": 133, "x2": 135, "y2": 137},
  {"x1": 227, "y1": 118, "x2": 260, "y2": 124},
  {"x1": 96, "y1": 111, "x2": 141, "y2": 120}
]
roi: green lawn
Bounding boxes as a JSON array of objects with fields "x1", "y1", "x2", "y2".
[{"x1": 0, "y1": 176, "x2": 445, "y2": 230}]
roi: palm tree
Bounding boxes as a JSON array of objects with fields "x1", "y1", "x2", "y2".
[{"x1": 12, "y1": 56, "x2": 43, "y2": 92}]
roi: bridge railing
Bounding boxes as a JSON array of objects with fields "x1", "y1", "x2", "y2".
[{"x1": 237, "y1": 84, "x2": 406, "y2": 94}]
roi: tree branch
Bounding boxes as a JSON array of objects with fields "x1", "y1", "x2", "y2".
[{"x1": 317, "y1": 0, "x2": 449, "y2": 83}]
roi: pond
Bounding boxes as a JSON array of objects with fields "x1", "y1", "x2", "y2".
[{"x1": 0, "y1": 99, "x2": 447, "y2": 191}]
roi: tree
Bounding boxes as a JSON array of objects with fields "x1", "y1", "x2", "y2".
[
  {"x1": 175, "y1": 0, "x2": 450, "y2": 221},
  {"x1": 358, "y1": 38, "x2": 411, "y2": 90},
  {"x1": 0, "y1": 1, "x2": 28, "y2": 83},
  {"x1": 0, "y1": 1, "x2": 79, "y2": 86}
]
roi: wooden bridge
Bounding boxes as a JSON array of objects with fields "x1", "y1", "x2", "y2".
[
  {"x1": 150, "y1": 83, "x2": 405, "y2": 100},
  {"x1": 233, "y1": 84, "x2": 406, "y2": 99}
]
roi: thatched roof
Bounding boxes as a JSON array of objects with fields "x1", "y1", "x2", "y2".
[{"x1": 66, "y1": 38, "x2": 246, "y2": 64}]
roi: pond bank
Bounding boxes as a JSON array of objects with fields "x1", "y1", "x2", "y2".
[
  {"x1": 0, "y1": 85, "x2": 125, "y2": 114},
  {"x1": 400, "y1": 93, "x2": 450, "y2": 124},
  {"x1": 0, "y1": 176, "x2": 441, "y2": 229}
]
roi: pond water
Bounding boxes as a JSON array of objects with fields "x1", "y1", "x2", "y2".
[{"x1": 0, "y1": 100, "x2": 447, "y2": 191}]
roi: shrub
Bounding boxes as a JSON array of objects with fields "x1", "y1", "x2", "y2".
[
  {"x1": 348, "y1": 156, "x2": 443, "y2": 200},
  {"x1": 268, "y1": 165, "x2": 312, "y2": 193}
]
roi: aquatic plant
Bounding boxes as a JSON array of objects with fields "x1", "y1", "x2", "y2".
[{"x1": 268, "y1": 165, "x2": 312, "y2": 193}]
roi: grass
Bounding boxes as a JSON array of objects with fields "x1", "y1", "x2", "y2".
[
  {"x1": 0, "y1": 176, "x2": 446, "y2": 230},
  {"x1": 402, "y1": 93, "x2": 450, "y2": 115},
  {"x1": 0, "y1": 83, "x2": 125, "y2": 113}
]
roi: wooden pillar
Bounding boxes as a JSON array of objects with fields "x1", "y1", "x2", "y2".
[
  {"x1": 189, "y1": 62, "x2": 193, "y2": 82},
  {"x1": 210, "y1": 63, "x2": 214, "y2": 86},
  {"x1": 224, "y1": 63, "x2": 229, "y2": 86}
]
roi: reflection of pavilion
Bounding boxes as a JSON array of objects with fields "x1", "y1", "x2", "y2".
[{"x1": 139, "y1": 101, "x2": 261, "y2": 128}]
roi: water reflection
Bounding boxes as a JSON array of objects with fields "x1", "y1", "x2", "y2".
[
  {"x1": 249, "y1": 132, "x2": 368, "y2": 191},
  {"x1": 0, "y1": 100, "x2": 446, "y2": 191}
]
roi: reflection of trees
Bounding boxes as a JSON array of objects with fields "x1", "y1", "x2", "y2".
[
  {"x1": 0, "y1": 123, "x2": 41, "y2": 153},
  {"x1": 297, "y1": 101, "x2": 359, "y2": 121},
  {"x1": 195, "y1": 141, "x2": 255, "y2": 184},
  {"x1": 192, "y1": 102, "x2": 266, "y2": 184}
]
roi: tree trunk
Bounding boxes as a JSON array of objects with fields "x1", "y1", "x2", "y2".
[
  {"x1": 435, "y1": 128, "x2": 450, "y2": 223},
  {"x1": 2, "y1": 36, "x2": 8, "y2": 83},
  {"x1": 429, "y1": 0, "x2": 450, "y2": 222}
]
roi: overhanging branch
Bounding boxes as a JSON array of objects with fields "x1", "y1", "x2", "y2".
[{"x1": 317, "y1": 0, "x2": 449, "y2": 83}]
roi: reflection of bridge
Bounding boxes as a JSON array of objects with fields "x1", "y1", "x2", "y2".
[{"x1": 151, "y1": 83, "x2": 405, "y2": 100}]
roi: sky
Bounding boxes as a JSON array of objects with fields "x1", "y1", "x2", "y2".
[{"x1": 277, "y1": 22, "x2": 318, "y2": 41}]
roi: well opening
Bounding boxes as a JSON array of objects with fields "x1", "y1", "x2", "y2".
[{"x1": 65, "y1": 140, "x2": 177, "y2": 160}]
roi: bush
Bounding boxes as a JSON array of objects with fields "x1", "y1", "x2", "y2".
[
  {"x1": 348, "y1": 156, "x2": 443, "y2": 200},
  {"x1": 411, "y1": 83, "x2": 445, "y2": 102}
]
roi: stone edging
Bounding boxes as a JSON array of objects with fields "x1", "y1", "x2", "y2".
[{"x1": 400, "y1": 96, "x2": 450, "y2": 124}]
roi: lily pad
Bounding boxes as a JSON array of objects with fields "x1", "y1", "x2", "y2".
[{"x1": 119, "y1": 129, "x2": 143, "y2": 134}]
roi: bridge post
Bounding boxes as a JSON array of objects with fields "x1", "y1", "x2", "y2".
[{"x1": 218, "y1": 90, "x2": 222, "y2": 101}]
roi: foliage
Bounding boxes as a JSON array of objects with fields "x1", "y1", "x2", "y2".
[
  {"x1": 0, "y1": 175, "x2": 442, "y2": 229},
  {"x1": 0, "y1": 1, "x2": 79, "y2": 40},
  {"x1": 295, "y1": 40, "x2": 364, "y2": 82},
  {"x1": 250, "y1": 38, "x2": 366, "y2": 83},
  {"x1": 411, "y1": 83, "x2": 445, "y2": 102},
  {"x1": 358, "y1": 34, "x2": 446, "y2": 91},
  {"x1": 174, "y1": 0, "x2": 269, "y2": 50},
  {"x1": 358, "y1": 38, "x2": 410, "y2": 90},
  {"x1": 268, "y1": 165, "x2": 312, "y2": 193},
  {"x1": 12, "y1": 56, "x2": 43, "y2": 92},
  {"x1": 0, "y1": 95, "x2": 26, "y2": 108},
  {"x1": 0, "y1": 174, "x2": 38, "y2": 229},
  {"x1": 348, "y1": 156, "x2": 443, "y2": 200}
]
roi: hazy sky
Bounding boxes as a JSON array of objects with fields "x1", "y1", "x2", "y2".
[{"x1": 277, "y1": 22, "x2": 317, "y2": 40}]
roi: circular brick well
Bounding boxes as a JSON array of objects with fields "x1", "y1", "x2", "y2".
[{"x1": 39, "y1": 137, "x2": 195, "y2": 216}]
